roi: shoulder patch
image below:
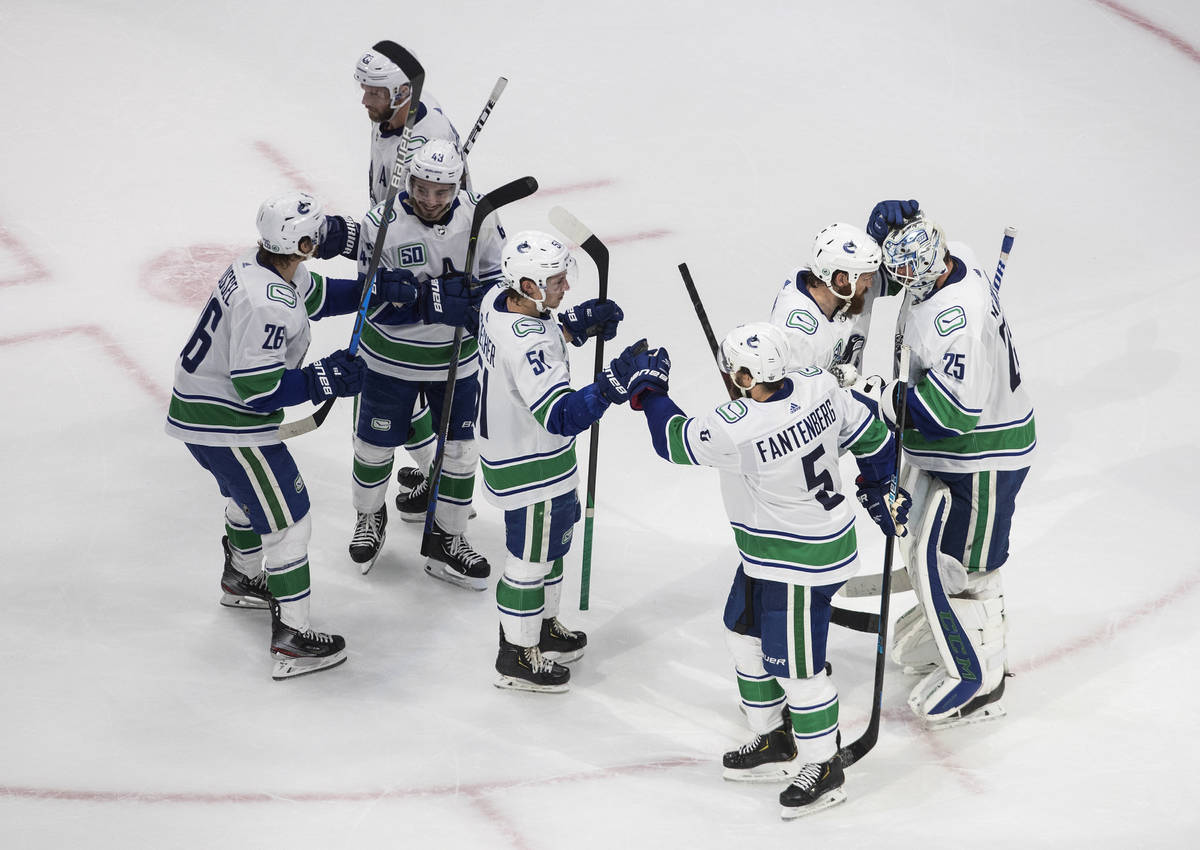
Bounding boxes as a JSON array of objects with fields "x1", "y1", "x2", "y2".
[
  {"x1": 935, "y1": 306, "x2": 967, "y2": 336},
  {"x1": 512, "y1": 317, "x2": 546, "y2": 337},
  {"x1": 266, "y1": 282, "x2": 297, "y2": 308},
  {"x1": 796, "y1": 365, "x2": 822, "y2": 377},
  {"x1": 716, "y1": 399, "x2": 749, "y2": 423},
  {"x1": 785, "y1": 309, "x2": 819, "y2": 335}
]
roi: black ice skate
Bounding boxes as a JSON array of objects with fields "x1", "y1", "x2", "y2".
[
  {"x1": 269, "y1": 600, "x2": 347, "y2": 680},
  {"x1": 495, "y1": 628, "x2": 570, "y2": 693},
  {"x1": 349, "y1": 505, "x2": 387, "y2": 575},
  {"x1": 723, "y1": 718, "x2": 799, "y2": 783},
  {"x1": 539, "y1": 617, "x2": 588, "y2": 664},
  {"x1": 779, "y1": 757, "x2": 846, "y2": 819},
  {"x1": 424, "y1": 524, "x2": 490, "y2": 591},
  {"x1": 395, "y1": 467, "x2": 430, "y2": 523},
  {"x1": 219, "y1": 536, "x2": 272, "y2": 610}
]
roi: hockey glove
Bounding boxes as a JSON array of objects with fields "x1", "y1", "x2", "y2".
[
  {"x1": 372, "y1": 268, "x2": 421, "y2": 305},
  {"x1": 628, "y1": 347, "x2": 671, "y2": 411},
  {"x1": 302, "y1": 349, "x2": 366, "y2": 404},
  {"x1": 316, "y1": 215, "x2": 360, "y2": 260},
  {"x1": 851, "y1": 374, "x2": 905, "y2": 427},
  {"x1": 417, "y1": 272, "x2": 481, "y2": 328},
  {"x1": 828, "y1": 363, "x2": 860, "y2": 389},
  {"x1": 594, "y1": 338, "x2": 649, "y2": 405},
  {"x1": 559, "y1": 298, "x2": 625, "y2": 347},
  {"x1": 866, "y1": 199, "x2": 920, "y2": 245},
  {"x1": 855, "y1": 475, "x2": 911, "y2": 537}
]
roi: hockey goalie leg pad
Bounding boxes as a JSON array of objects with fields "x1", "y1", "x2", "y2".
[
  {"x1": 780, "y1": 668, "x2": 839, "y2": 766},
  {"x1": 351, "y1": 437, "x2": 396, "y2": 514},
  {"x1": 434, "y1": 439, "x2": 479, "y2": 534},
  {"x1": 891, "y1": 603, "x2": 940, "y2": 675},
  {"x1": 724, "y1": 629, "x2": 787, "y2": 734},
  {"x1": 261, "y1": 514, "x2": 313, "y2": 631},
  {"x1": 496, "y1": 554, "x2": 546, "y2": 648}
]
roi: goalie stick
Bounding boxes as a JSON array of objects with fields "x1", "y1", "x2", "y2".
[
  {"x1": 279, "y1": 65, "x2": 507, "y2": 440},
  {"x1": 548, "y1": 206, "x2": 609, "y2": 611},
  {"x1": 676, "y1": 262, "x2": 875, "y2": 633},
  {"x1": 839, "y1": 344, "x2": 911, "y2": 769},
  {"x1": 839, "y1": 225, "x2": 1018, "y2": 599},
  {"x1": 420, "y1": 176, "x2": 540, "y2": 555}
]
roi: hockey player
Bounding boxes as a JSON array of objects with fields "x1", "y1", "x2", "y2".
[
  {"x1": 634, "y1": 322, "x2": 909, "y2": 818},
  {"x1": 346, "y1": 139, "x2": 495, "y2": 586},
  {"x1": 354, "y1": 41, "x2": 464, "y2": 517},
  {"x1": 858, "y1": 201, "x2": 1036, "y2": 729},
  {"x1": 475, "y1": 230, "x2": 637, "y2": 692},
  {"x1": 768, "y1": 222, "x2": 881, "y2": 375},
  {"x1": 165, "y1": 191, "x2": 367, "y2": 679}
]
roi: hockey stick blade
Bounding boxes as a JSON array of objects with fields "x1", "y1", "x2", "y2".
[
  {"x1": 838, "y1": 569, "x2": 913, "y2": 598},
  {"x1": 548, "y1": 206, "x2": 610, "y2": 300}
]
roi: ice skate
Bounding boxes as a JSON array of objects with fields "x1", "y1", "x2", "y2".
[
  {"x1": 219, "y1": 536, "x2": 272, "y2": 610},
  {"x1": 424, "y1": 524, "x2": 490, "y2": 591},
  {"x1": 269, "y1": 601, "x2": 346, "y2": 680},
  {"x1": 779, "y1": 757, "x2": 846, "y2": 819},
  {"x1": 349, "y1": 505, "x2": 387, "y2": 575},
  {"x1": 539, "y1": 617, "x2": 587, "y2": 664},
  {"x1": 916, "y1": 674, "x2": 1008, "y2": 730},
  {"x1": 722, "y1": 719, "x2": 798, "y2": 783},
  {"x1": 495, "y1": 628, "x2": 570, "y2": 693},
  {"x1": 394, "y1": 467, "x2": 429, "y2": 522}
]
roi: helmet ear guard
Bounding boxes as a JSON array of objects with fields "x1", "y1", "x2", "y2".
[
  {"x1": 881, "y1": 214, "x2": 947, "y2": 303},
  {"x1": 256, "y1": 192, "x2": 325, "y2": 258},
  {"x1": 718, "y1": 322, "x2": 790, "y2": 391}
]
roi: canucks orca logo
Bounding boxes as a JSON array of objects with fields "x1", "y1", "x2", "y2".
[
  {"x1": 297, "y1": 200, "x2": 311, "y2": 214},
  {"x1": 842, "y1": 240, "x2": 858, "y2": 254},
  {"x1": 746, "y1": 334, "x2": 760, "y2": 348},
  {"x1": 516, "y1": 240, "x2": 531, "y2": 253}
]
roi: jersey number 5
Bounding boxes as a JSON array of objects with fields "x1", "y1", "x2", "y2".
[
  {"x1": 802, "y1": 444, "x2": 845, "y2": 512},
  {"x1": 180, "y1": 298, "x2": 222, "y2": 373}
]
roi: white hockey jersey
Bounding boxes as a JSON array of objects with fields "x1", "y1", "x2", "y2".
[
  {"x1": 356, "y1": 193, "x2": 504, "y2": 382},
  {"x1": 769, "y1": 267, "x2": 863, "y2": 371},
  {"x1": 652, "y1": 369, "x2": 892, "y2": 586},
  {"x1": 165, "y1": 249, "x2": 329, "y2": 446},
  {"x1": 898, "y1": 241, "x2": 1037, "y2": 473},
  {"x1": 367, "y1": 96, "x2": 460, "y2": 206},
  {"x1": 474, "y1": 288, "x2": 580, "y2": 509}
]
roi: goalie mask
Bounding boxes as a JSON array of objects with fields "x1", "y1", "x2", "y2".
[
  {"x1": 256, "y1": 191, "x2": 325, "y2": 259},
  {"x1": 719, "y1": 322, "x2": 790, "y2": 393},
  {"x1": 882, "y1": 214, "x2": 948, "y2": 303},
  {"x1": 354, "y1": 42, "x2": 413, "y2": 111},
  {"x1": 810, "y1": 222, "x2": 882, "y2": 319},
  {"x1": 501, "y1": 231, "x2": 576, "y2": 311}
]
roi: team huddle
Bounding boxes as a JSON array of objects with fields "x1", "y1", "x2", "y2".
[{"x1": 164, "y1": 41, "x2": 1036, "y2": 819}]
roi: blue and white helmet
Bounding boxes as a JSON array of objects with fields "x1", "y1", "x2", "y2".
[
  {"x1": 354, "y1": 43, "x2": 412, "y2": 109},
  {"x1": 501, "y1": 230, "x2": 575, "y2": 309},
  {"x1": 256, "y1": 191, "x2": 324, "y2": 258},
  {"x1": 719, "y1": 322, "x2": 790, "y2": 387},
  {"x1": 881, "y1": 214, "x2": 948, "y2": 303}
]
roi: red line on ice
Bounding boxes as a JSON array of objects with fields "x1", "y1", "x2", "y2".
[
  {"x1": 253, "y1": 140, "x2": 316, "y2": 194},
  {"x1": 1092, "y1": 0, "x2": 1200, "y2": 66},
  {"x1": 536, "y1": 178, "x2": 615, "y2": 196},
  {"x1": 0, "y1": 221, "x2": 50, "y2": 287},
  {"x1": 0, "y1": 324, "x2": 165, "y2": 402}
]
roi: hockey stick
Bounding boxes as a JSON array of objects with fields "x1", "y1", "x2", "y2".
[
  {"x1": 678, "y1": 262, "x2": 877, "y2": 632},
  {"x1": 279, "y1": 42, "x2": 424, "y2": 440},
  {"x1": 839, "y1": 345, "x2": 910, "y2": 770},
  {"x1": 992, "y1": 226, "x2": 1018, "y2": 294},
  {"x1": 460, "y1": 77, "x2": 507, "y2": 189},
  {"x1": 547, "y1": 207, "x2": 610, "y2": 611},
  {"x1": 420, "y1": 176, "x2": 539, "y2": 555}
]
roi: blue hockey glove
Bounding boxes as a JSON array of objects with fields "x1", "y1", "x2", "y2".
[
  {"x1": 316, "y1": 215, "x2": 360, "y2": 260},
  {"x1": 302, "y1": 349, "x2": 366, "y2": 404},
  {"x1": 855, "y1": 475, "x2": 911, "y2": 537},
  {"x1": 373, "y1": 268, "x2": 420, "y2": 305},
  {"x1": 594, "y1": 338, "x2": 649, "y2": 405},
  {"x1": 558, "y1": 298, "x2": 625, "y2": 347},
  {"x1": 866, "y1": 199, "x2": 920, "y2": 244},
  {"x1": 417, "y1": 272, "x2": 482, "y2": 327},
  {"x1": 628, "y1": 347, "x2": 671, "y2": 411}
]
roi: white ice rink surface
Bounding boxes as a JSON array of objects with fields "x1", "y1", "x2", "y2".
[{"x1": 3, "y1": 1, "x2": 1199, "y2": 846}]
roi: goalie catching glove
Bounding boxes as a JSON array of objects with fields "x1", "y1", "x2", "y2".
[{"x1": 855, "y1": 475, "x2": 911, "y2": 537}]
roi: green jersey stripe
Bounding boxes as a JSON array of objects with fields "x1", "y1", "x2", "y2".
[
  {"x1": 666, "y1": 415, "x2": 695, "y2": 465},
  {"x1": 915, "y1": 378, "x2": 981, "y2": 435},
  {"x1": 733, "y1": 524, "x2": 858, "y2": 570},
  {"x1": 359, "y1": 322, "x2": 480, "y2": 367},
  {"x1": 168, "y1": 394, "x2": 283, "y2": 430},
  {"x1": 481, "y1": 444, "x2": 578, "y2": 496},
  {"x1": 904, "y1": 415, "x2": 1036, "y2": 459}
]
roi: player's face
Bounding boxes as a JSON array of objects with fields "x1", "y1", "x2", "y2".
[
  {"x1": 409, "y1": 177, "x2": 457, "y2": 222},
  {"x1": 836, "y1": 270, "x2": 874, "y2": 316},
  {"x1": 361, "y1": 84, "x2": 396, "y2": 123},
  {"x1": 541, "y1": 271, "x2": 570, "y2": 309}
]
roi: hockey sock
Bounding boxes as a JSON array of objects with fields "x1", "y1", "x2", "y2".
[
  {"x1": 352, "y1": 437, "x2": 395, "y2": 514},
  {"x1": 781, "y1": 668, "x2": 839, "y2": 765},
  {"x1": 225, "y1": 502, "x2": 263, "y2": 575},
  {"x1": 404, "y1": 405, "x2": 436, "y2": 465},
  {"x1": 724, "y1": 629, "x2": 787, "y2": 734},
  {"x1": 435, "y1": 439, "x2": 478, "y2": 533},
  {"x1": 262, "y1": 515, "x2": 312, "y2": 630},
  {"x1": 496, "y1": 554, "x2": 546, "y2": 647},
  {"x1": 542, "y1": 558, "x2": 565, "y2": 620}
]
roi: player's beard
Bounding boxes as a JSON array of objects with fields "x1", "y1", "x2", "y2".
[
  {"x1": 367, "y1": 105, "x2": 395, "y2": 124},
  {"x1": 413, "y1": 199, "x2": 451, "y2": 222}
]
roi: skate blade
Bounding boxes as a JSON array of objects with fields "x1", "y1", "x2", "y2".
[
  {"x1": 923, "y1": 701, "x2": 1007, "y2": 731},
  {"x1": 542, "y1": 648, "x2": 585, "y2": 664},
  {"x1": 424, "y1": 560, "x2": 488, "y2": 591},
  {"x1": 271, "y1": 650, "x2": 347, "y2": 680},
  {"x1": 723, "y1": 762, "x2": 801, "y2": 783},
  {"x1": 780, "y1": 788, "x2": 847, "y2": 820},
  {"x1": 220, "y1": 593, "x2": 270, "y2": 610},
  {"x1": 493, "y1": 673, "x2": 569, "y2": 694}
]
